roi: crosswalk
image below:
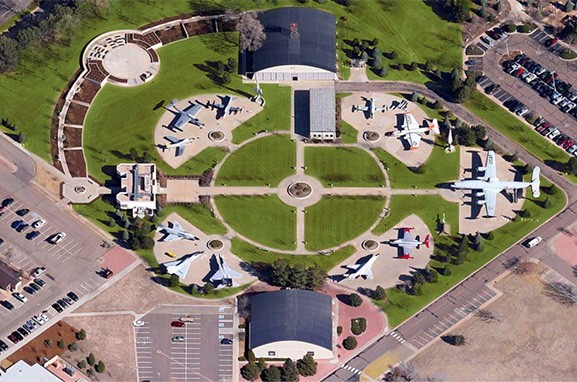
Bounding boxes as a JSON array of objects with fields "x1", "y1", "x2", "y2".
[
  {"x1": 340, "y1": 364, "x2": 362, "y2": 376},
  {"x1": 389, "y1": 330, "x2": 406, "y2": 344}
]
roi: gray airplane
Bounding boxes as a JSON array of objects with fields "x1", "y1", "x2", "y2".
[
  {"x1": 163, "y1": 136, "x2": 193, "y2": 157},
  {"x1": 210, "y1": 95, "x2": 243, "y2": 118},
  {"x1": 353, "y1": 97, "x2": 387, "y2": 119},
  {"x1": 156, "y1": 221, "x2": 198, "y2": 242},
  {"x1": 167, "y1": 99, "x2": 204, "y2": 130},
  {"x1": 209, "y1": 254, "x2": 242, "y2": 287}
]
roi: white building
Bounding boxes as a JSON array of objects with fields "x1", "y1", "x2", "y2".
[
  {"x1": 0, "y1": 360, "x2": 61, "y2": 382},
  {"x1": 116, "y1": 163, "x2": 157, "y2": 217},
  {"x1": 309, "y1": 87, "x2": 336, "y2": 140}
]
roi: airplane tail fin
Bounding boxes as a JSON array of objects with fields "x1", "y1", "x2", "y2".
[
  {"x1": 168, "y1": 99, "x2": 178, "y2": 109},
  {"x1": 428, "y1": 119, "x2": 440, "y2": 134},
  {"x1": 531, "y1": 167, "x2": 541, "y2": 198},
  {"x1": 424, "y1": 235, "x2": 430, "y2": 248}
]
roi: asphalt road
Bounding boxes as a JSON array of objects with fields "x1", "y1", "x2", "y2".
[
  {"x1": 326, "y1": 82, "x2": 577, "y2": 382},
  {"x1": 0, "y1": 0, "x2": 32, "y2": 27}
]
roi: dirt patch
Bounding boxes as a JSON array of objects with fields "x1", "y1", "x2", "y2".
[
  {"x1": 72, "y1": 80, "x2": 101, "y2": 104},
  {"x1": 64, "y1": 149, "x2": 87, "y2": 177},
  {"x1": 184, "y1": 19, "x2": 216, "y2": 36},
  {"x1": 63, "y1": 126, "x2": 83, "y2": 148},
  {"x1": 411, "y1": 265, "x2": 577, "y2": 380},
  {"x1": 8, "y1": 321, "x2": 78, "y2": 365},
  {"x1": 156, "y1": 24, "x2": 186, "y2": 45},
  {"x1": 64, "y1": 314, "x2": 135, "y2": 381},
  {"x1": 64, "y1": 102, "x2": 89, "y2": 126},
  {"x1": 33, "y1": 163, "x2": 62, "y2": 200}
]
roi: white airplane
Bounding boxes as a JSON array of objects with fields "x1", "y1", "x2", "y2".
[
  {"x1": 162, "y1": 252, "x2": 203, "y2": 279},
  {"x1": 210, "y1": 95, "x2": 243, "y2": 118},
  {"x1": 209, "y1": 254, "x2": 242, "y2": 287},
  {"x1": 167, "y1": 99, "x2": 205, "y2": 129},
  {"x1": 393, "y1": 114, "x2": 440, "y2": 150},
  {"x1": 452, "y1": 150, "x2": 541, "y2": 217},
  {"x1": 163, "y1": 136, "x2": 193, "y2": 157},
  {"x1": 156, "y1": 221, "x2": 199, "y2": 242},
  {"x1": 388, "y1": 228, "x2": 430, "y2": 259},
  {"x1": 344, "y1": 254, "x2": 380, "y2": 281},
  {"x1": 353, "y1": 97, "x2": 386, "y2": 119}
]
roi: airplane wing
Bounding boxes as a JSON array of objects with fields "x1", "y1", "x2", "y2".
[
  {"x1": 175, "y1": 145, "x2": 185, "y2": 157},
  {"x1": 210, "y1": 269, "x2": 223, "y2": 282},
  {"x1": 163, "y1": 233, "x2": 180, "y2": 242},
  {"x1": 403, "y1": 230, "x2": 413, "y2": 241},
  {"x1": 225, "y1": 267, "x2": 242, "y2": 279},
  {"x1": 483, "y1": 151, "x2": 497, "y2": 180},
  {"x1": 185, "y1": 103, "x2": 203, "y2": 118},
  {"x1": 403, "y1": 114, "x2": 419, "y2": 130},
  {"x1": 401, "y1": 244, "x2": 413, "y2": 256},
  {"x1": 172, "y1": 221, "x2": 183, "y2": 231},
  {"x1": 483, "y1": 189, "x2": 497, "y2": 217},
  {"x1": 406, "y1": 132, "x2": 421, "y2": 149},
  {"x1": 165, "y1": 136, "x2": 179, "y2": 144},
  {"x1": 355, "y1": 106, "x2": 369, "y2": 112}
]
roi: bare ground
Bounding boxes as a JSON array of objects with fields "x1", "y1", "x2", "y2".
[
  {"x1": 32, "y1": 162, "x2": 62, "y2": 201},
  {"x1": 411, "y1": 264, "x2": 577, "y2": 380}
]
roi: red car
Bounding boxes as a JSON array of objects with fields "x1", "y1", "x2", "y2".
[
  {"x1": 545, "y1": 37, "x2": 558, "y2": 47},
  {"x1": 171, "y1": 321, "x2": 184, "y2": 328}
]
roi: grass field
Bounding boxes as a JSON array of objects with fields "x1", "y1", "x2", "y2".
[
  {"x1": 305, "y1": 146, "x2": 385, "y2": 187},
  {"x1": 230, "y1": 237, "x2": 356, "y2": 272},
  {"x1": 214, "y1": 195, "x2": 296, "y2": 250},
  {"x1": 305, "y1": 195, "x2": 385, "y2": 251},
  {"x1": 372, "y1": 138, "x2": 460, "y2": 189},
  {"x1": 215, "y1": 134, "x2": 295, "y2": 186},
  {"x1": 340, "y1": 120, "x2": 358, "y2": 144}
]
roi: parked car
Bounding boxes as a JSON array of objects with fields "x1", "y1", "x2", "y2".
[
  {"x1": 7, "y1": 333, "x2": 19, "y2": 344},
  {"x1": 34, "y1": 278, "x2": 46, "y2": 287},
  {"x1": 23, "y1": 286, "x2": 36, "y2": 295},
  {"x1": 1, "y1": 198, "x2": 14, "y2": 207},
  {"x1": 100, "y1": 267, "x2": 113, "y2": 279},
  {"x1": 67, "y1": 292, "x2": 78, "y2": 302},
  {"x1": 545, "y1": 37, "x2": 558, "y2": 47},
  {"x1": 220, "y1": 338, "x2": 233, "y2": 345},
  {"x1": 52, "y1": 303, "x2": 63, "y2": 313},
  {"x1": 0, "y1": 340, "x2": 8, "y2": 350},
  {"x1": 133, "y1": 320, "x2": 145, "y2": 327},
  {"x1": 49, "y1": 232, "x2": 66, "y2": 244},
  {"x1": 568, "y1": 145, "x2": 577, "y2": 154},
  {"x1": 171, "y1": 321, "x2": 185, "y2": 328},
  {"x1": 486, "y1": 84, "x2": 501, "y2": 95},
  {"x1": 16, "y1": 208, "x2": 29, "y2": 216},
  {"x1": 32, "y1": 219, "x2": 46, "y2": 229},
  {"x1": 12, "y1": 292, "x2": 27, "y2": 302},
  {"x1": 26, "y1": 231, "x2": 40, "y2": 240},
  {"x1": 1, "y1": 301, "x2": 14, "y2": 310},
  {"x1": 32, "y1": 267, "x2": 46, "y2": 278},
  {"x1": 29, "y1": 283, "x2": 40, "y2": 292},
  {"x1": 525, "y1": 236, "x2": 543, "y2": 248},
  {"x1": 172, "y1": 336, "x2": 185, "y2": 342},
  {"x1": 17, "y1": 327, "x2": 28, "y2": 337}
]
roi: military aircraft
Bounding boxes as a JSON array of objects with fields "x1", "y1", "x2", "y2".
[
  {"x1": 210, "y1": 95, "x2": 243, "y2": 118},
  {"x1": 209, "y1": 254, "x2": 242, "y2": 287},
  {"x1": 162, "y1": 252, "x2": 203, "y2": 279},
  {"x1": 344, "y1": 254, "x2": 380, "y2": 281},
  {"x1": 156, "y1": 221, "x2": 199, "y2": 242},
  {"x1": 353, "y1": 97, "x2": 387, "y2": 119},
  {"x1": 167, "y1": 99, "x2": 205, "y2": 130},
  {"x1": 163, "y1": 136, "x2": 193, "y2": 157},
  {"x1": 388, "y1": 228, "x2": 430, "y2": 259},
  {"x1": 452, "y1": 150, "x2": 541, "y2": 217},
  {"x1": 393, "y1": 114, "x2": 440, "y2": 150}
]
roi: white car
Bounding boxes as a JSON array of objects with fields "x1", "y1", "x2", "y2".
[
  {"x1": 32, "y1": 267, "x2": 46, "y2": 278},
  {"x1": 526, "y1": 236, "x2": 542, "y2": 248},
  {"x1": 32, "y1": 219, "x2": 46, "y2": 229},
  {"x1": 49, "y1": 232, "x2": 66, "y2": 244},
  {"x1": 12, "y1": 292, "x2": 27, "y2": 302},
  {"x1": 133, "y1": 320, "x2": 145, "y2": 327},
  {"x1": 32, "y1": 314, "x2": 46, "y2": 325}
]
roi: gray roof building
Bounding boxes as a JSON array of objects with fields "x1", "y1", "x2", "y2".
[
  {"x1": 309, "y1": 88, "x2": 336, "y2": 138},
  {"x1": 240, "y1": 7, "x2": 337, "y2": 81},
  {"x1": 0, "y1": 263, "x2": 21, "y2": 292},
  {"x1": 249, "y1": 289, "x2": 334, "y2": 359}
]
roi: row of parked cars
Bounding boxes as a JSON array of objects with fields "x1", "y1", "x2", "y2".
[
  {"x1": 479, "y1": 26, "x2": 509, "y2": 47},
  {"x1": 2, "y1": 197, "x2": 66, "y2": 243},
  {"x1": 503, "y1": 53, "x2": 577, "y2": 115}
]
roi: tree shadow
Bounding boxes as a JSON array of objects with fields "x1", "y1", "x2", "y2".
[{"x1": 544, "y1": 159, "x2": 567, "y2": 173}]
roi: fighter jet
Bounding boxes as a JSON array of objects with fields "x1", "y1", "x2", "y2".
[
  {"x1": 162, "y1": 252, "x2": 203, "y2": 279},
  {"x1": 344, "y1": 254, "x2": 380, "y2": 281},
  {"x1": 167, "y1": 99, "x2": 205, "y2": 130},
  {"x1": 388, "y1": 228, "x2": 430, "y2": 259},
  {"x1": 393, "y1": 114, "x2": 440, "y2": 150},
  {"x1": 210, "y1": 95, "x2": 243, "y2": 118},
  {"x1": 353, "y1": 97, "x2": 387, "y2": 119},
  {"x1": 452, "y1": 150, "x2": 541, "y2": 217},
  {"x1": 156, "y1": 221, "x2": 199, "y2": 242},
  {"x1": 163, "y1": 136, "x2": 193, "y2": 157},
  {"x1": 209, "y1": 254, "x2": 242, "y2": 287}
]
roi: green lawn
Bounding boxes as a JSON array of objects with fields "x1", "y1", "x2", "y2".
[
  {"x1": 161, "y1": 204, "x2": 227, "y2": 236},
  {"x1": 231, "y1": 85, "x2": 292, "y2": 143},
  {"x1": 215, "y1": 134, "x2": 295, "y2": 186},
  {"x1": 372, "y1": 138, "x2": 460, "y2": 189},
  {"x1": 340, "y1": 120, "x2": 358, "y2": 144},
  {"x1": 214, "y1": 195, "x2": 296, "y2": 250},
  {"x1": 230, "y1": 237, "x2": 356, "y2": 272},
  {"x1": 305, "y1": 196, "x2": 385, "y2": 251},
  {"x1": 305, "y1": 146, "x2": 385, "y2": 187}
]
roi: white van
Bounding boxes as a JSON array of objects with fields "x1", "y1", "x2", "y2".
[{"x1": 526, "y1": 236, "x2": 542, "y2": 248}]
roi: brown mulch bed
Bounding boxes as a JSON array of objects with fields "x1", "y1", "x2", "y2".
[
  {"x1": 7, "y1": 321, "x2": 78, "y2": 366},
  {"x1": 64, "y1": 102, "x2": 89, "y2": 126},
  {"x1": 63, "y1": 126, "x2": 83, "y2": 148},
  {"x1": 72, "y1": 80, "x2": 101, "y2": 104},
  {"x1": 85, "y1": 62, "x2": 108, "y2": 84},
  {"x1": 64, "y1": 149, "x2": 87, "y2": 177},
  {"x1": 184, "y1": 19, "x2": 216, "y2": 36},
  {"x1": 140, "y1": 31, "x2": 162, "y2": 46},
  {"x1": 155, "y1": 25, "x2": 187, "y2": 45},
  {"x1": 217, "y1": 17, "x2": 238, "y2": 32},
  {"x1": 138, "y1": 14, "x2": 195, "y2": 31}
]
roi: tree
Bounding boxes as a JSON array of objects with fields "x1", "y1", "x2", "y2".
[
  {"x1": 456, "y1": 126, "x2": 475, "y2": 146},
  {"x1": 431, "y1": 100, "x2": 442, "y2": 109},
  {"x1": 257, "y1": 358, "x2": 267, "y2": 371},
  {"x1": 77, "y1": 328, "x2": 86, "y2": 340},
  {"x1": 451, "y1": 67, "x2": 459, "y2": 79},
  {"x1": 282, "y1": 359, "x2": 300, "y2": 382},
  {"x1": 519, "y1": 209, "x2": 531, "y2": 218},
  {"x1": 389, "y1": 50, "x2": 398, "y2": 59},
  {"x1": 44, "y1": 339, "x2": 53, "y2": 347},
  {"x1": 297, "y1": 354, "x2": 317, "y2": 376},
  {"x1": 342, "y1": 336, "x2": 358, "y2": 350},
  {"x1": 361, "y1": 40, "x2": 370, "y2": 51},
  {"x1": 0, "y1": 36, "x2": 19, "y2": 74},
  {"x1": 448, "y1": 334, "x2": 466, "y2": 346},
  {"x1": 424, "y1": 61, "x2": 433, "y2": 71},
  {"x1": 409, "y1": 61, "x2": 418, "y2": 71},
  {"x1": 410, "y1": 91, "x2": 418, "y2": 102},
  {"x1": 413, "y1": 272, "x2": 426, "y2": 285},
  {"x1": 337, "y1": 325, "x2": 343, "y2": 335},
  {"x1": 523, "y1": 163, "x2": 534, "y2": 175},
  {"x1": 545, "y1": 281, "x2": 577, "y2": 305},
  {"x1": 475, "y1": 239, "x2": 484, "y2": 252},
  {"x1": 427, "y1": 268, "x2": 439, "y2": 283},
  {"x1": 95, "y1": 360, "x2": 105, "y2": 373},
  {"x1": 140, "y1": 236, "x2": 154, "y2": 249},
  {"x1": 454, "y1": 85, "x2": 473, "y2": 103},
  {"x1": 372, "y1": 54, "x2": 382, "y2": 67},
  {"x1": 238, "y1": 12, "x2": 266, "y2": 51},
  {"x1": 68, "y1": 342, "x2": 79, "y2": 351},
  {"x1": 360, "y1": 50, "x2": 369, "y2": 63},
  {"x1": 87, "y1": 353, "x2": 96, "y2": 366},
  {"x1": 220, "y1": 72, "x2": 232, "y2": 85},
  {"x1": 106, "y1": 218, "x2": 116, "y2": 228},
  {"x1": 566, "y1": 0, "x2": 575, "y2": 12},
  {"x1": 371, "y1": 46, "x2": 381, "y2": 59},
  {"x1": 371, "y1": 37, "x2": 379, "y2": 46},
  {"x1": 434, "y1": 68, "x2": 442, "y2": 79},
  {"x1": 16, "y1": 27, "x2": 42, "y2": 47},
  {"x1": 567, "y1": 157, "x2": 577, "y2": 175},
  {"x1": 226, "y1": 57, "x2": 237, "y2": 73},
  {"x1": 57, "y1": 339, "x2": 66, "y2": 349},
  {"x1": 140, "y1": 151, "x2": 152, "y2": 163},
  {"x1": 204, "y1": 282, "x2": 214, "y2": 294},
  {"x1": 122, "y1": 230, "x2": 129, "y2": 242},
  {"x1": 374, "y1": 285, "x2": 386, "y2": 300},
  {"x1": 378, "y1": 66, "x2": 387, "y2": 77},
  {"x1": 261, "y1": 365, "x2": 282, "y2": 382},
  {"x1": 241, "y1": 362, "x2": 260, "y2": 381},
  {"x1": 543, "y1": 196, "x2": 551, "y2": 209},
  {"x1": 384, "y1": 362, "x2": 416, "y2": 382},
  {"x1": 77, "y1": 360, "x2": 86, "y2": 369},
  {"x1": 473, "y1": 125, "x2": 486, "y2": 140},
  {"x1": 495, "y1": 0, "x2": 503, "y2": 12},
  {"x1": 449, "y1": 0, "x2": 470, "y2": 22},
  {"x1": 17, "y1": 131, "x2": 26, "y2": 144},
  {"x1": 349, "y1": 293, "x2": 362, "y2": 307},
  {"x1": 168, "y1": 274, "x2": 180, "y2": 287},
  {"x1": 486, "y1": 231, "x2": 495, "y2": 240}
]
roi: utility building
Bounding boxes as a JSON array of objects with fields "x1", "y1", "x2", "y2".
[
  {"x1": 249, "y1": 289, "x2": 335, "y2": 360},
  {"x1": 116, "y1": 163, "x2": 157, "y2": 217},
  {"x1": 309, "y1": 87, "x2": 336, "y2": 140},
  {"x1": 240, "y1": 7, "x2": 337, "y2": 81}
]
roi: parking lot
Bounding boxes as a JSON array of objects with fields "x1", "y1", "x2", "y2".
[{"x1": 135, "y1": 305, "x2": 235, "y2": 382}]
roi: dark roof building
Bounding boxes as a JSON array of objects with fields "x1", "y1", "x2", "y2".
[
  {"x1": 249, "y1": 289, "x2": 334, "y2": 359},
  {"x1": 0, "y1": 263, "x2": 22, "y2": 292},
  {"x1": 240, "y1": 7, "x2": 337, "y2": 81}
]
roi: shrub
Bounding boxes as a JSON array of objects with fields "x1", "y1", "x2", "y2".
[
  {"x1": 431, "y1": 100, "x2": 442, "y2": 109},
  {"x1": 374, "y1": 285, "x2": 386, "y2": 300},
  {"x1": 349, "y1": 293, "x2": 362, "y2": 307},
  {"x1": 297, "y1": 353, "x2": 318, "y2": 376},
  {"x1": 486, "y1": 231, "x2": 495, "y2": 240},
  {"x1": 441, "y1": 266, "x2": 452, "y2": 276},
  {"x1": 247, "y1": 349, "x2": 256, "y2": 363},
  {"x1": 342, "y1": 336, "x2": 358, "y2": 350},
  {"x1": 450, "y1": 334, "x2": 465, "y2": 346},
  {"x1": 77, "y1": 360, "x2": 86, "y2": 369},
  {"x1": 504, "y1": 23, "x2": 516, "y2": 33},
  {"x1": 427, "y1": 268, "x2": 438, "y2": 283},
  {"x1": 389, "y1": 50, "x2": 398, "y2": 59},
  {"x1": 410, "y1": 91, "x2": 418, "y2": 102},
  {"x1": 371, "y1": 37, "x2": 379, "y2": 46},
  {"x1": 57, "y1": 340, "x2": 66, "y2": 349},
  {"x1": 87, "y1": 353, "x2": 95, "y2": 366},
  {"x1": 68, "y1": 342, "x2": 78, "y2": 351},
  {"x1": 337, "y1": 325, "x2": 343, "y2": 335},
  {"x1": 95, "y1": 361, "x2": 105, "y2": 373},
  {"x1": 76, "y1": 329, "x2": 86, "y2": 340},
  {"x1": 241, "y1": 362, "x2": 260, "y2": 381},
  {"x1": 44, "y1": 339, "x2": 53, "y2": 348},
  {"x1": 373, "y1": 55, "x2": 382, "y2": 67},
  {"x1": 409, "y1": 61, "x2": 418, "y2": 71},
  {"x1": 518, "y1": 23, "x2": 536, "y2": 33},
  {"x1": 519, "y1": 209, "x2": 531, "y2": 218},
  {"x1": 351, "y1": 318, "x2": 367, "y2": 335}
]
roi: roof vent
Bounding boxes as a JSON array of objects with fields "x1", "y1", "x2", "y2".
[{"x1": 290, "y1": 22, "x2": 299, "y2": 39}]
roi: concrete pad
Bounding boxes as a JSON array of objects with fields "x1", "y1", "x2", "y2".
[
  {"x1": 329, "y1": 214, "x2": 432, "y2": 290},
  {"x1": 455, "y1": 147, "x2": 525, "y2": 235},
  {"x1": 154, "y1": 212, "x2": 256, "y2": 287},
  {"x1": 341, "y1": 92, "x2": 434, "y2": 168},
  {"x1": 154, "y1": 95, "x2": 263, "y2": 169},
  {"x1": 550, "y1": 220, "x2": 577, "y2": 266},
  {"x1": 102, "y1": 43, "x2": 153, "y2": 79}
]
